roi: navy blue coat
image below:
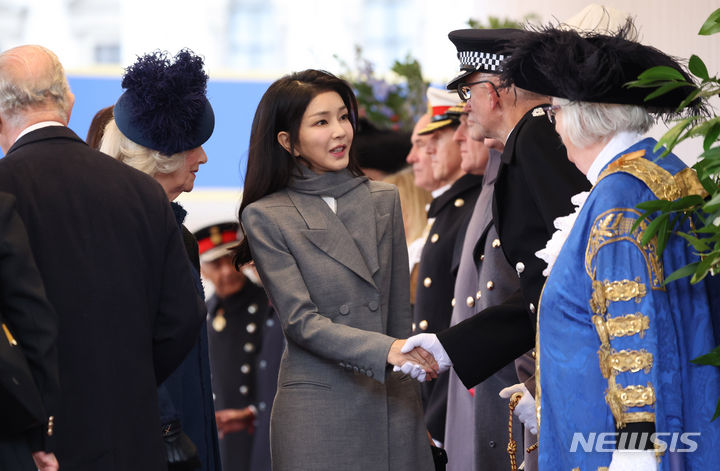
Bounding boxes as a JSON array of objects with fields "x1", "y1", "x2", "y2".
[{"x1": 157, "y1": 203, "x2": 221, "y2": 471}]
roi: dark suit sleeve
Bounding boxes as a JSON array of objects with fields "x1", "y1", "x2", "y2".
[
  {"x1": 385, "y1": 188, "x2": 412, "y2": 340},
  {"x1": 0, "y1": 193, "x2": 59, "y2": 451},
  {"x1": 437, "y1": 290, "x2": 534, "y2": 388},
  {"x1": 152, "y1": 201, "x2": 206, "y2": 384}
]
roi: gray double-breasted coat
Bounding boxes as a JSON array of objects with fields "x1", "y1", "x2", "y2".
[{"x1": 242, "y1": 177, "x2": 433, "y2": 471}]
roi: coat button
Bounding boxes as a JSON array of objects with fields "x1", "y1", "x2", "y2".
[
  {"x1": 259, "y1": 360, "x2": 267, "y2": 369},
  {"x1": 241, "y1": 363, "x2": 251, "y2": 374},
  {"x1": 454, "y1": 198, "x2": 465, "y2": 207},
  {"x1": 368, "y1": 300, "x2": 379, "y2": 311},
  {"x1": 451, "y1": 298, "x2": 456, "y2": 307},
  {"x1": 259, "y1": 401, "x2": 267, "y2": 411},
  {"x1": 339, "y1": 304, "x2": 350, "y2": 315},
  {"x1": 529, "y1": 303, "x2": 536, "y2": 314},
  {"x1": 430, "y1": 233, "x2": 439, "y2": 243},
  {"x1": 412, "y1": 322, "x2": 417, "y2": 332},
  {"x1": 423, "y1": 277, "x2": 432, "y2": 288},
  {"x1": 419, "y1": 320, "x2": 429, "y2": 330},
  {"x1": 239, "y1": 385, "x2": 249, "y2": 395},
  {"x1": 492, "y1": 238, "x2": 501, "y2": 248},
  {"x1": 266, "y1": 318, "x2": 275, "y2": 327},
  {"x1": 476, "y1": 290, "x2": 482, "y2": 300},
  {"x1": 246, "y1": 322, "x2": 257, "y2": 333},
  {"x1": 486, "y1": 281, "x2": 494, "y2": 290},
  {"x1": 466, "y1": 296, "x2": 475, "y2": 307},
  {"x1": 516, "y1": 262, "x2": 525, "y2": 276},
  {"x1": 244, "y1": 342, "x2": 255, "y2": 353},
  {"x1": 531, "y1": 350, "x2": 536, "y2": 359},
  {"x1": 480, "y1": 254, "x2": 485, "y2": 261},
  {"x1": 489, "y1": 440, "x2": 496, "y2": 448},
  {"x1": 248, "y1": 303, "x2": 258, "y2": 314}
]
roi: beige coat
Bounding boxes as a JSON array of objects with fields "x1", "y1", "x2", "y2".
[{"x1": 242, "y1": 180, "x2": 433, "y2": 471}]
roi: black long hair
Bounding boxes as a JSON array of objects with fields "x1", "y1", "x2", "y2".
[{"x1": 234, "y1": 69, "x2": 361, "y2": 265}]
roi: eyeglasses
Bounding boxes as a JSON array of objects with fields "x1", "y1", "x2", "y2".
[
  {"x1": 541, "y1": 104, "x2": 563, "y2": 123},
  {"x1": 456, "y1": 80, "x2": 500, "y2": 102}
]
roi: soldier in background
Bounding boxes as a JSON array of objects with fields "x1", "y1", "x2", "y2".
[{"x1": 196, "y1": 222, "x2": 281, "y2": 471}]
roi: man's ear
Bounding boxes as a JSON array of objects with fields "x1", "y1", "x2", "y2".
[{"x1": 277, "y1": 131, "x2": 298, "y2": 156}]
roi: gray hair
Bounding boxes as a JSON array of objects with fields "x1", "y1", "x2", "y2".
[
  {"x1": 100, "y1": 119, "x2": 186, "y2": 176},
  {"x1": 0, "y1": 45, "x2": 72, "y2": 121},
  {"x1": 554, "y1": 98, "x2": 654, "y2": 148}
]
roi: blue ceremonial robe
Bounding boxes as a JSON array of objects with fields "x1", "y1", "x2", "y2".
[{"x1": 538, "y1": 138, "x2": 720, "y2": 470}]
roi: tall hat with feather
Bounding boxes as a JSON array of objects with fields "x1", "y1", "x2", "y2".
[
  {"x1": 113, "y1": 49, "x2": 215, "y2": 155},
  {"x1": 499, "y1": 21, "x2": 701, "y2": 114}
]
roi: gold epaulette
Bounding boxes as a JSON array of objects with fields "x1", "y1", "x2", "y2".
[{"x1": 596, "y1": 149, "x2": 708, "y2": 200}]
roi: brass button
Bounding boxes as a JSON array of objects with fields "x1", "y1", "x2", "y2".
[
  {"x1": 419, "y1": 320, "x2": 429, "y2": 330},
  {"x1": 244, "y1": 342, "x2": 255, "y2": 353},
  {"x1": 248, "y1": 303, "x2": 258, "y2": 314},
  {"x1": 241, "y1": 364, "x2": 251, "y2": 374},
  {"x1": 239, "y1": 385, "x2": 249, "y2": 395},
  {"x1": 423, "y1": 277, "x2": 432, "y2": 288},
  {"x1": 454, "y1": 198, "x2": 465, "y2": 207},
  {"x1": 529, "y1": 303, "x2": 536, "y2": 314},
  {"x1": 466, "y1": 296, "x2": 475, "y2": 307},
  {"x1": 480, "y1": 254, "x2": 485, "y2": 261},
  {"x1": 476, "y1": 290, "x2": 482, "y2": 300},
  {"x1": 516, "y1": 262, "x2": 525, "y2": 276},
  {"x1": 430, "y1": 233, "x2": 439, "y2": 243},
  {"x1": 532, "y1": 350, "x2": 537, "y2": 359},
  {"x1": 412, "y1": 322, "x2": 417, "y2": 332},
  {"x1": 451, "y1": 298, "x2": 456, "y2": 307},
  {"x1": 492, "y1": 238, "x2": 501, "y2": 248},
  {"x1": 246, "y1": 322, "x2": 257, "y2": 333},
  {"x1": 486, "y1": 281, "x2": 494, "y2": 290}
]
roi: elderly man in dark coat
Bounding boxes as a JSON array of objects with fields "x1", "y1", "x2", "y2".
[{"x1": 0, "y1": 45, "x2": 204, "y2": 471}]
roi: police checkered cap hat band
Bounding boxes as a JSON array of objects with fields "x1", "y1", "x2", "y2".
[
  {"x1": 446, "y1": 28, "x2": 528, "y2": 90},
  {"x1": 457, "y1": 50, "x2": 505, "y2": 72}
]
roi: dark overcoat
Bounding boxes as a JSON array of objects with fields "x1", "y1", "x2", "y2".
[
  {"x1": 0, "y1": 192, "x2": 59, "y2": 470},
  {"x1": 413, "y1": 173, "x2": 482, "y2": 441},
  {"x1": 0, "y1": 126, "x2": 205, "y2": 471},
  {"x1": 439, "y1": 106, "x2": 590, "y2": 387}
]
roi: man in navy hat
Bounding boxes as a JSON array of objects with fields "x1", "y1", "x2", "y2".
[
  {"x1": 402, "y1": 27, "x2": 590, "y2": 421},
  {"x1": 411, "y1": 87, "x2": 483, "y2": 448},
  {"x1": 196, "y1": 222, "x2": 282, "y2": 471},
  {"x1": 0, "y1": 45, "x2": 205, "y2": 471}
]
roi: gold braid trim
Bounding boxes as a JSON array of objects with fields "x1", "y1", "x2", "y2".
[
  {"x1": 608, "y1": 349, "x2": 653, "y2": 374},
  {"x1": 606, "y1": 379, "x2": 656, "y2": 428},
  {"x1": 606, "y1": 313, "x2": 650, "y2": 339},
  {"x1": 624, "y1": 411, "x2": 656, "y2": 424},
  {"x1": 590, "y1": 278, "x2": 647, "y2": 315},
  {"x1": 596, "y1": 149, "x2": 709, "y2": 201}
]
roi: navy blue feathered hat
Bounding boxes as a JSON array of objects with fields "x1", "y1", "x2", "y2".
[
  {"x1": 499, "y1": 23, "x2": 701, "y2": 113},
  {"x1": 114, "y1": 49, "x2": 215, "y2": 156},
  {"x1": 446, "y1": 28, "x2": 529, "y2": 91}
]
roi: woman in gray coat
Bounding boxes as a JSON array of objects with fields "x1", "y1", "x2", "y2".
[{"x1": 236, "y1": 70, "x2": 436, "y2": 471}]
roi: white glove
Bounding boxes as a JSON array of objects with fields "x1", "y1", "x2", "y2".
[
  {"x1": 499, "y1": 383, "x2": 537, "y2": 435},
  {"x1": 399, "y1": 333, "x2": 453, "y2": 373},
  {"x1": 393, "y1": 362, "x2": 427, "y2": 382},
  {"x1": 608, "y1": 449, "x2": 657, "y2": 471}
]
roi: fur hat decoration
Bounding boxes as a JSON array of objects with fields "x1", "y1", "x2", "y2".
[{"x1": 113, "y1": 49, "x2": 215, "y2": 156}]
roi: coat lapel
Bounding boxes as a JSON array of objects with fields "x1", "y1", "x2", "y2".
[{"x1": 288, "y1": 189, "x2": 377, "y2": 288}]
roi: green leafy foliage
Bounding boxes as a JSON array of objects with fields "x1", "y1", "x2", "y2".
[
  {"x1": 334, "y1": 47, "x2": 428, "y2": 132},
  {"x1": 467, "y1": 14, "x2": 540, "y2": 30},
  {"x1": 627, "y1": 8, "x2": 720, "y2": 420}
]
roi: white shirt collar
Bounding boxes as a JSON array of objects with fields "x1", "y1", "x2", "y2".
[
  {"x1": 431, "y1": 183, "x2": 451, "y2": 199},
  {"x1": 15, "y1": 121, "x2": 65, "y2": 144},
  {"x1": 586, "y1": 131, "x2": 643, "y2": 185}
]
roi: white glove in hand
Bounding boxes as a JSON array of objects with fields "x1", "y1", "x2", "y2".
[
  {"x1": 499, "y1": 383, "x2": 537, "y2": 435},
  {"x1": 392, "y1": 362, "x2": 427, "y2": 382},
  {"x1": 608, "y1": 450, "x2": 657, "y2": 471},
  {"x1": 400, "y1": 333, "x2": 453, "y2": 372}
]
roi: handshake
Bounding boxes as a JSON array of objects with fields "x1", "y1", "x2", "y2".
[{"x1": 388, "y1": 333, "x2": 453, "y2": 382}]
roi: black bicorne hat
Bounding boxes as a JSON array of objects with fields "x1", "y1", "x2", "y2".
[
  {"x1": 114, "y1": 49, "x2": 215, "y2": 156},
  {"x1": 446, "y1": 28, "x2": 529, "y2": 91},
  {"x1": 499, "y1": 23, "x2": 702, "y2": 114}
]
